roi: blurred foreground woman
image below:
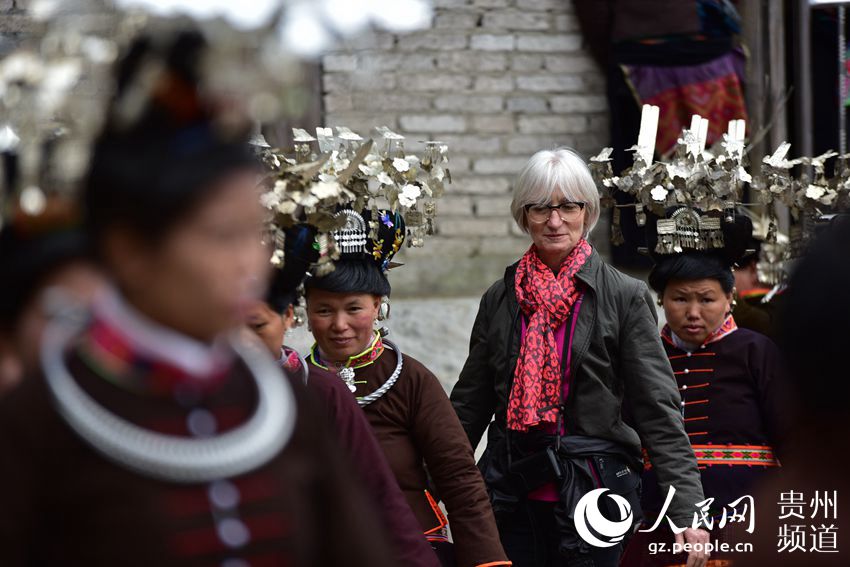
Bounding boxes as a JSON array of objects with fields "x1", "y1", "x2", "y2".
[
  {"x1": 0, "y1": 199, "x2": 104, "y2": 396},
  {"x1": 0, "y1": 31, "x2": 392, "y2": 566}
]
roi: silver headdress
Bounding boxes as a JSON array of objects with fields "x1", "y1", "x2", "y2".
[
  {"x1": 259, "y1": 126, "x2": 450, "y2": 275},
  {"x1": 332, "y1": 209, "x2": 368, "y2": 255},
  {"x1": 589, "y1": 106, "x2": 749, "y2": 255}
]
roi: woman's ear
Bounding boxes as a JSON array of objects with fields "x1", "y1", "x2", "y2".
[
  {"x1": 282, "y1": 304, "x2": 295, "y2": 330},
  {"x1": 369, "y1": 295, "x2": 382, "y2": 321}
]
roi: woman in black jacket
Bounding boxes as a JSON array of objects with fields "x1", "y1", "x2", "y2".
[
  {"x1": 621, "y1": 212, "x2": 791, "y2": 566},
  {"x1": 449, "y1": 148, "x2": 709, "y2": 567}
]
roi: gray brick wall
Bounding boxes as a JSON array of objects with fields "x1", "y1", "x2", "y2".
[
  {"x1": 322, "y1": 0, "x2": 611, "y2": 296},
  {"x1": 0, "y1": 1, "x2": 35, "y2": 54},
  {"x1": 1, "y1": 0, "x2": 613, "y2": 298}
]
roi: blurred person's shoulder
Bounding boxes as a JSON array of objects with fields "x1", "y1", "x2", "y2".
[
  {"x1": 0, "y1": 367, "x2": 71, "y2": 462},
  {"x1": 723, "y1": 327, "x2": 784, "y2": 360}
]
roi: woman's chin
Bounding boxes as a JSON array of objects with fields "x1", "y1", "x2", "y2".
[
  {"x1": 319, "y1": 344, "x2": 353, "y2": 363},
  {"x1": 677, "y1": 327, "x2": 707, "y2": 344},
  {"x1": 535, "y1": 237, "x2": 577, "y2": 255}
]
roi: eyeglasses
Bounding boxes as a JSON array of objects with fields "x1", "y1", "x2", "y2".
[{"x1": 524, "y1": 202, "x2": 586, "y2": 223}]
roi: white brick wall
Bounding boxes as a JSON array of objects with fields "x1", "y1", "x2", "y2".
[{"x1": 321, "y1": 0, "x2": 608, "y2": 295}]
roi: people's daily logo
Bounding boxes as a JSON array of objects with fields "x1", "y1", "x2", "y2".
[{"x1": 574, "y1": 488, "x2": 634, "y2": 548}]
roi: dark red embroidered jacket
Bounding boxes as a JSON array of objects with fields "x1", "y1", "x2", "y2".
[
  {"x1": 0, "y1": 349, "x2": 394, "y2": 566},
  {"x1": 642, "y1": 326, "x2": 792, "y2": 514}
]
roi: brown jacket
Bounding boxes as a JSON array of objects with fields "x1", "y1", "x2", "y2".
[
  {"x1": 309, "y1": 348, "x2": 510, "y2": 567},
  {"x1": 295, "y1": 361, "x2": 440, "y2": 567}
]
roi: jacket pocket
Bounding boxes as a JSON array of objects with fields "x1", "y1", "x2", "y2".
[{"x1": 591, "y1": 455, "x2": 644, "y2": 526}]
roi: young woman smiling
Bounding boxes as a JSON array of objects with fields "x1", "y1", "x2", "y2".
[
  {"x1": 304, "y1": 209, "x2": 510, "y2": 567},
  {"x1": 246, "y1": 225, "x2": 441, "y2": 567}
]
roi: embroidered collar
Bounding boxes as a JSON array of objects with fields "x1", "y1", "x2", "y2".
[
  {"x1": 661, "y1": 315, "x2": 738, "y2": 351},
  {"x1": 307, "y1": 336, "x2": 403, "y2": 407},
  {"x1": 279, "y1": 345, "x2": 308, "y2": 385},
  {"x1": 308, "y1": 332, "x2": 385, "y2": 371},
  {"x1": 77, "y1": 289, "x2": 233, "y2": 397},
  {"x1": 280, "y1": 346, "x2": 303, "y2": 374},
  {"x1": 739, "y1": 287, "x2": 774, "y2": 300}
]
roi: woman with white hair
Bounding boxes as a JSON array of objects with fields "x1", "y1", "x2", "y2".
[{"x1": 450, "y1": 148, "x2": 710, "y2": 566}]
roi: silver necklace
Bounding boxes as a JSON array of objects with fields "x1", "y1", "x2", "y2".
[
  {"x1": 351, "y1": 339, "x2": 403, "y2": 407},
  {"x1": 339, "y1": 367, "x2": 357, "y2": 392},
  {"x1": 296, "y1": 350, "x2": 310, "y2": 386},
  {"x1": 41, "y1": 317, "x2": 297, "y2": 484}
]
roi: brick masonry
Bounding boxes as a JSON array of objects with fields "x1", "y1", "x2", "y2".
[
  {"x1": 1, "y1": 0, "x2": 613, "y2": 297},
  {"x1": 323, "y1": 0, "x2": 611, "y2": 296}
]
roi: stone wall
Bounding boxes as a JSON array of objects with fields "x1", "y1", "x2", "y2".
[{"x1": 322, "y1": 0, "x2": 611, "y2": 296}]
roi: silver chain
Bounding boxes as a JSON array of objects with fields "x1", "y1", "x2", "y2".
[
  {"x1": 41, "y1": 318, "x2": 297, "y2": 483},
  {"x1": 355, "y1": 339, "x2": 403, "y2": 407}
]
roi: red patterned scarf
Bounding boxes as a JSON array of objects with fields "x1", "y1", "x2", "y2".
[{"x1": 508, "y1": 240, "x2": 592, "y2": 432}]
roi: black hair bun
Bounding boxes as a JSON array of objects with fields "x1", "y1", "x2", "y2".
[
  {"x1": 304, "y1": 259, "x2": 391, "y2": 298},
  {"x1": 362, "y1": 209, "x2": 406, "y2": 271},
  {"x1": 648, "y1": 252, "x2": 735, "y2": 295},
  {"x1": 266, "y1": 224, "x2": 319, "y2": 313}
]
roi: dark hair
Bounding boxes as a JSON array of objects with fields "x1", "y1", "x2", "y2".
[
  {"x1": 304, "y1": 260, "x2": 391, "y2": 298},
  {"x1": 264, "y1": 225, "x2": 319, "y2": 314},
  {"x1": 648, "y1": 252, "x2": 735, "y2": 295},
  {"x1": 83, "y1": 30, "x2": 257, "y2": 251},
  {"x1": 0, "y1": 226, "x2": 87, "y2": 332}
]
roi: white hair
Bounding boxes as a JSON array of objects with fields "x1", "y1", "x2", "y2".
[{"x1": 510, "y1": 147, "x2": 601, "y2": 237}]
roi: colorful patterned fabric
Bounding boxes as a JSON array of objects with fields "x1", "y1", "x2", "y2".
[
  {"x1": 508, "y1": 240, "x2": 592, "y2": 432},
  {"x1": 78, "y1": 316, "x2": 230, "y2": 397},
  {"x1": 691, "y1": 444, "x2": 779, "y2": 467},
  {"x1": 280, "y1": 346, "x2": 303, "y2": 374},
  {"x1": 622, "y1": 49, "x2": 747, "y2": 155},
  {"x1": 738, "y1": 287, "x2": 773, "y2": 301},
  {"x1": 644, "y1": 444, "x2": 779, "y2": 471},
  {"x1": 308, "y1": 331, "x2": 384, "y2": 371}
]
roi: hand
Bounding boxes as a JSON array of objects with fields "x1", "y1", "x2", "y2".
[{"x1": 674, "y1": 527, "x2": 710, "y2": 567}]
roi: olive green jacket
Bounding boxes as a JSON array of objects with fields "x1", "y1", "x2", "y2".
[{"x1": 450, "y1": 248, "x2": 704, "y2": 525}]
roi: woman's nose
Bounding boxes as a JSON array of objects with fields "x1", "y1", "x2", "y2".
[
  {"x1": 330, "y1": 314, "x2": 347, "y2": 331},
  {"x1": 546, "y1": 209, "x2": 563, "y2": 227}
]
